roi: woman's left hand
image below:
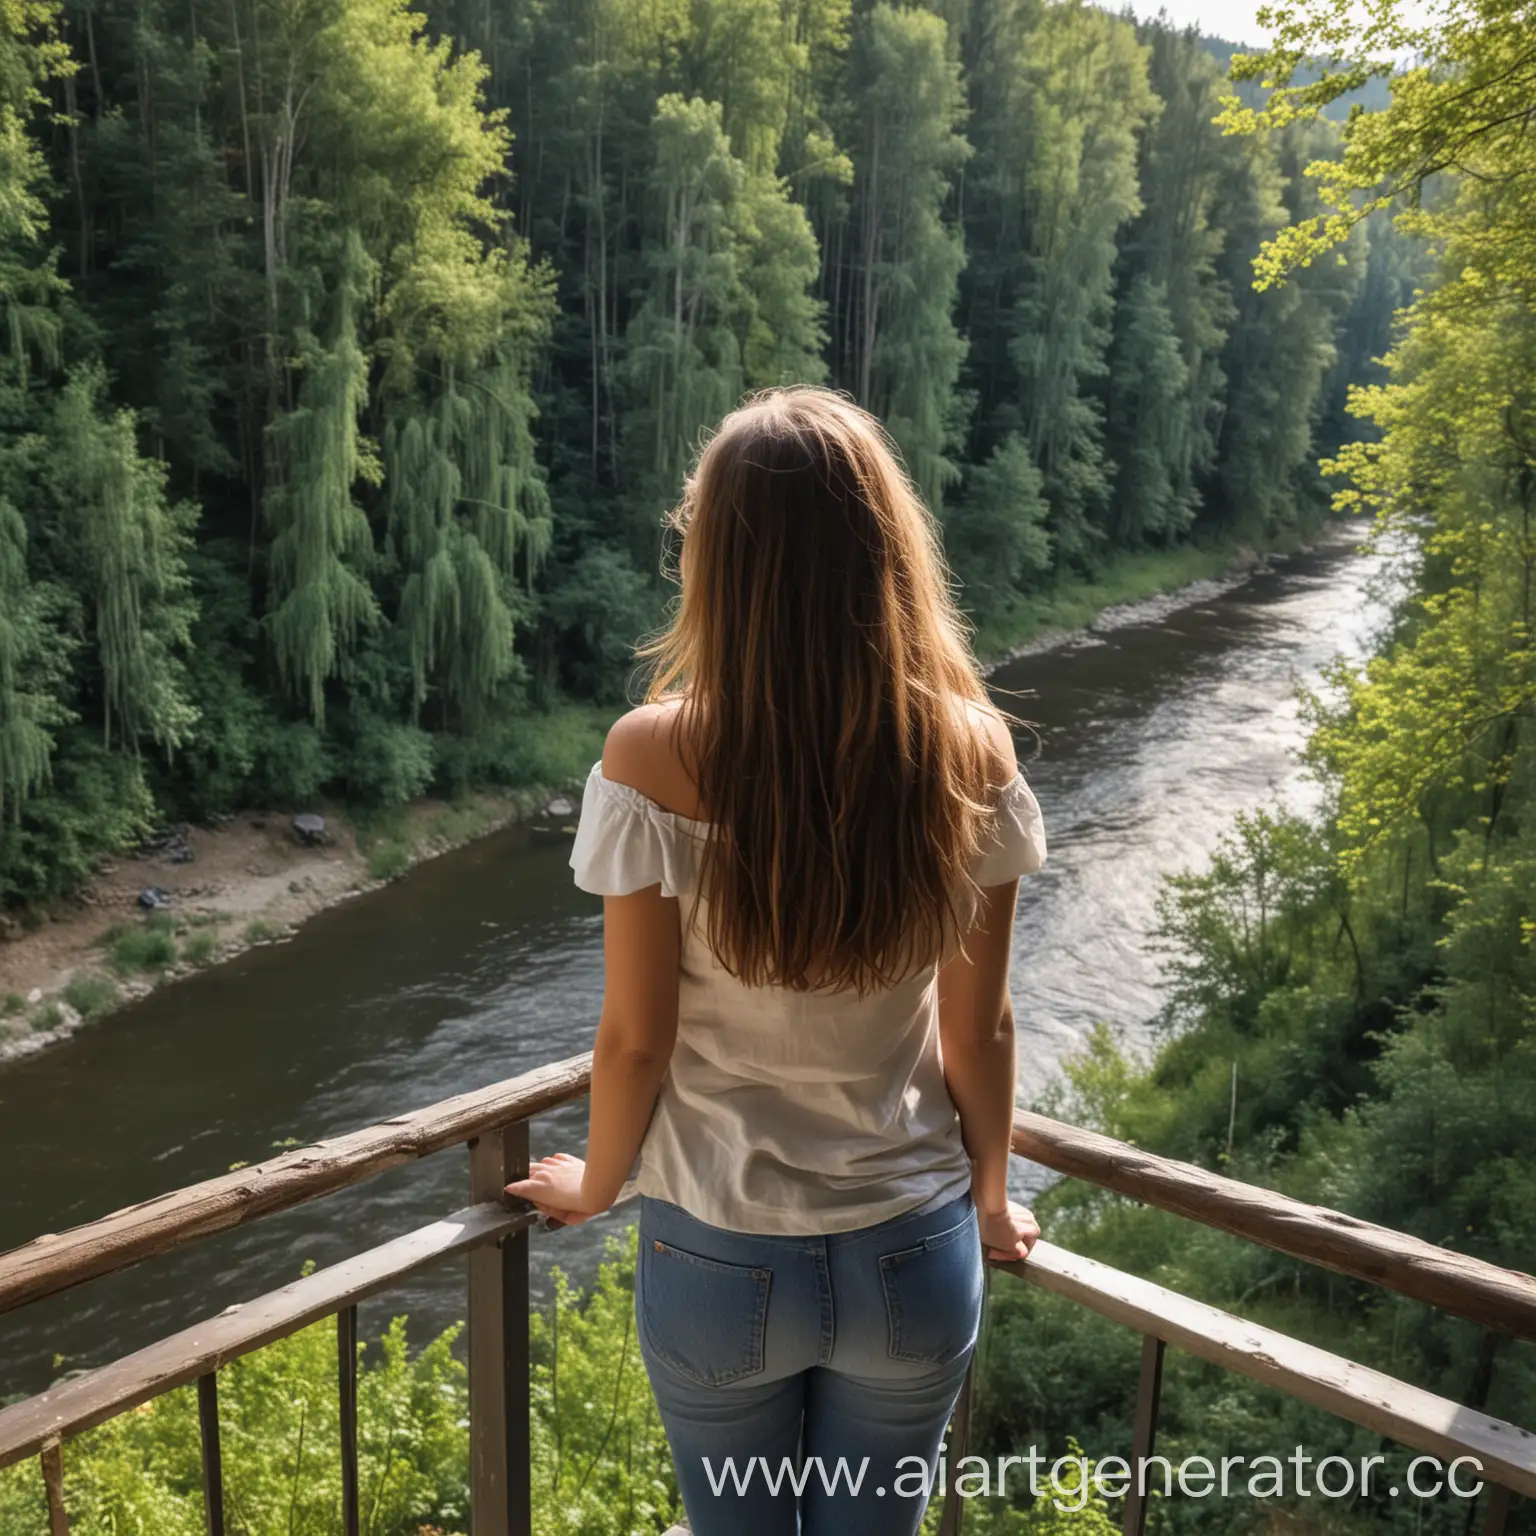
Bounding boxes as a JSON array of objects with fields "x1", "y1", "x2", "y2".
[{"x1": 505, "y1": 1152, "x2": 607, "y2": 1226}]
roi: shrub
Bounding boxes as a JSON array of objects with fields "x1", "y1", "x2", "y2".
[
  {"x1": 107, "y1": 926, "x2": 177, "y2": 975},
  {"x1": 182, "y1": 933, "x2": 217, "y2": 966},
  {"x1": 368, "y1": 840, "x2": 412, "y2": 881},
  {"x1": 3, "y1": 993, "x2": 24, "y2": 1016},
  {"x1": 0, "y1": 739, "x2": 155, "y2": 908},
  {"x1": 62, "y1": 973, "x2": 117, "y2": 1019},
  {"x1": 433, "y1": 701, "x2": 612, "y2": 799},
  {"x1": 338, "y1": 714, "x2": 435, "y2": 808},
  {"x1": 242, "y1": 919, "x2": 278, "y2": 944},
  {"x1": 529, "y1": 1230, "x2": 682, "y2": 1535},
  {"x1": 31, "y1": 1002, "x2": 62, "y2": 1032},
  {"x1": 252, "y1": 720, "x2": 331, "y2": 807},
  {"x1": 426, "y1": 804, "x2": 490, "y2": 846}
]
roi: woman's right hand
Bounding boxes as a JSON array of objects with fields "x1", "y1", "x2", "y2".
[{"x1": 978, "y1": 1201, "x2": 1040, "y2": 1263}]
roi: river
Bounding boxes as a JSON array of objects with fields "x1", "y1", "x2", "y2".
[{"x1": 0, "y1": 529, "x2": 1396, "y2": 1396}]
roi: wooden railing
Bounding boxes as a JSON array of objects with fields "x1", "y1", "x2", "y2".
[{"x1": 0, "y1": 1050, "x2": 1532, "y2": 1535}]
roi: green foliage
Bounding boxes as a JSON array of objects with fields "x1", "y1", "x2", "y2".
[
  {"x1": 433, "y1": 702, "x2": 613, "y2": 800},
  {"x1": 530, "y1": 1232, "x2": 683, "y2": 1534},
  {"x1": 1218, "y1": 0, "x2": 1536, "y2": 296},
  {"x1": 932, "y1": 1439, "x2": 1123, "y2": 1536},
  {"x1": 0, "y1": 739, "x2": 155, "y2": 907},
  {"x1": 967, "y1": 539, "x2": 1262, "y2": 664},
  {"x1": 1103, "y1": 276, "x2": 1193, "y2": 544},
  {"x1": 337, "y1": 710, "x2": 436, "y2": 809},
  {"x1": 424, "y1": 803, "x2": 492, "y2": 845},
  {"x1": 0, "y1": 1237, "x2": 680, "y2": 1536},
  {"x1": 61, "y1": 971, "x2": 117, "y2": 1018},
  {"x1": 621, "y1": 92, "x2": 823, "y2": 540},
  {"x1": 999, "y1": 0, "x2": 1157, "y2": 553},
  {"x1": 0, "y1": 1317, "x2": 471, "y2": 1535},
  {"x1": 368, "y1": 840, "x2": 413, "y2": 881},
  {"x1": 542, "y1": 550, "x2": 660, "y2": 707},
  {"x1": 843, "y1": 2, "x2": 971, "y2": 513},
  {"x1": 106, "y1": 923, "x2": 179, "y2": 975},
  {"x1": 183, "y1": 931, "x2": 218, "y2": 966},
  {"x1": 264, "y1": 235, "x2": 381, "y2": 728},
  {"x1": 253, "y1": 725, "x2": 333, "y2": 810},
  {"x1": 0, "y1": 499, "x2": 68, "y2": 820},
  {"x1": 947, "y1": 435, "x2": 1052, "y2": 627}
]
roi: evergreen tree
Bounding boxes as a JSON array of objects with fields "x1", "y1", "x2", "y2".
[
  {"x1": 1115, "y1": 23, "x2": 1235, "y2": 517},
  {"x1": 945, "y1": 433, "x2": 1051, "y2": 628},
  {"x1": 998, "y1": 0, "x2": 1156, "y2": 556},
  {"x1": 1103, "y1": 274, "x2": 1192, "y2": 544},
  {"x1": 622, "y1": 93, "x2": 751, "y2": 537},
  {"x1": 836, "y1": 2, "x2": 969, "y2": 511},
  {"x1": 622, "y1": 93, "x2": 822, "y2": 544}
]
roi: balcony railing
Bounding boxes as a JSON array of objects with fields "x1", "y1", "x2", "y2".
[{"x1": 0, "y1": 1050, "x2": 1531, "y2": 1535}]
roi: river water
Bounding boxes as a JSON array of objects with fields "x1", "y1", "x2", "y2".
[{"x1": 0, "y1": 530, "x2": 1396, "y2": 1396}]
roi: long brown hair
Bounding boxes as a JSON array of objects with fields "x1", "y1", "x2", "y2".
[{"x1": 642, "y1": 387, "x2": 1003, "y2": 993}]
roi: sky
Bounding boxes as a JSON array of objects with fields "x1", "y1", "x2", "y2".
[
  {"x1": 1123, "y1": 0, "x2": 1439, "y2": 52},
  {"x1": 1123, "y1": 0, "x2": 1271, "y2": 44}
]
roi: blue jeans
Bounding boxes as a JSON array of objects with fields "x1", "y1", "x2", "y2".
[{"x1": 636, "y1": 1192, "x2": 983, "y2": 1536}]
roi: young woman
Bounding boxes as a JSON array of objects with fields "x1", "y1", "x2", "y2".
[{"x1": 508, "y1": 387, "x2": 1046, "y2": 1536}]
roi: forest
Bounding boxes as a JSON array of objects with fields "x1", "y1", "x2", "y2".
[{"x1": 0, "y1": 0, "x2": 1407, "y2": 906}]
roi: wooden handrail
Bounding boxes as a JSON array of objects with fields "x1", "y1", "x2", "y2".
[
  {"x1": 0, "y1": 1200, "x2": 537, "y2": 1470},
  {"x1": 1013, "y1": 1111, "x2": 1536, "y2": 1342},
  {"x1": 0, "y1": 1052, "x2": 593, "y2": 1319},
  {"x1": 997, "y1": 1243, "x2": 1536, "y2": 1499},
  {"x1": 0, "y1": 1063, "x2": 1530, "y2": 1532},
  {"x1": 3, "y1": 1053, "x2": 1531, "y2": 1348}
]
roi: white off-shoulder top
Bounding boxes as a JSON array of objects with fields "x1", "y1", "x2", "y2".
[{"x1": 570, "y1": 763, "x2": 1047, "y2": 1235}]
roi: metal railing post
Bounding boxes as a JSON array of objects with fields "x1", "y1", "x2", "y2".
[
  {"x1": 1482, "y1": 1483, "x2": 1511, "y2": 1536},
  {"x1": 338, "y1": 1305, "x2": 360, "y2": 1536},
  {"x1": 1122, "y1": 1334, "x2": 1165, "y2": 1536},
  {"x1": 196, "y1": 1373, "x2": 225, "y2": 1536},
  {"x1": 40, "y1": 1439, "x2": 68, "y2": 1536},
  {"x1": 468, "y1": 1122, "x2": 532, "y2": 1536}
]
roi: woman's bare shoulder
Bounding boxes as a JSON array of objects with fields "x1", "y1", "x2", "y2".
[
  {"x1": 958, "y1": 696, "x2": 1019, "y2": 791},
  {"x1": 601, "y1": 699, "x2": 704, "y2": 818}
]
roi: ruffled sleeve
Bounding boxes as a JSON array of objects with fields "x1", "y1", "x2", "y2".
[
  {"x1": 971, "y1": 773, "x2": 1047, "y2": 886},
  {"x1": 569, "y1": 762, "x2": 703, "y2": 898}
]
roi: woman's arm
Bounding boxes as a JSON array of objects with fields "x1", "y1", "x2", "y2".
[
  {"x1": 507, "y1": 713, "x2": 684, "y2": 1223},
  {"x1": 938, "y1": 878, "x2": 1018, "y2": 1216},
  {"x1": 581, "y1": 884, "x2": 680, "y2": 1210},
  {"x1": 938, "y1": 702, "x2": 1040, "y2": 1261},
  {"x1": 938, "y1": 879, "x2": 1038, "y2": 1260},
  {"x1": 506, "y1": 878, "x2": 681, "y2": 1222},
  {"x1": 506, "y1": 886, "x2": 679, "y2": 1222}
]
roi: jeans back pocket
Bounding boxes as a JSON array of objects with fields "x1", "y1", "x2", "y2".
[
  {"x1": 638, "y1": 1238, "x2": 772, "y2": 1387},
  {"x1": 878, "y1": 1207, "x2": 983, "y2": 1365}
]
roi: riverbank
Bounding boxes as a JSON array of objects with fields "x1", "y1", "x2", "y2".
[
  {"x1": 0, "y1": 775, "x2": 604, "y2": 1065},
  {"x1": 0, "y1": 526, "x2": 1344, "y2": 1065},
  {"x1": 973, "y1": 536, "x2": 1297, "y2": 667}
]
